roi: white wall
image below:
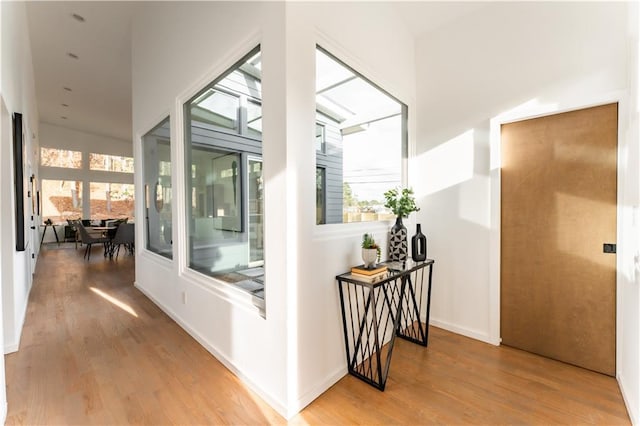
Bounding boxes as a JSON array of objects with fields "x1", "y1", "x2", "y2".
[
  {"x1": 415, "y1": 2, "x2": 638, "y2": 422},
  {"x1": 1, "y1": 0, "x2": 40, "y2": 351},
  {"x1": 621, "y1": 2, "x2": 640, "y2": 423},
  {"x1": 0, "y1": 0, "x2": 41, "y2": 421},
  {"x1": 284, "y1": 2, "x2": 415, "y2": 413},
  {"x1": 38, "y1": 123, "x2": 133, "y2": 239},
  {"x1": 132, "y1": 1, "x2": 414, "y2": 418},
  {"x1": 132, "y1": 1, "x2": 290, "y2": 416}
]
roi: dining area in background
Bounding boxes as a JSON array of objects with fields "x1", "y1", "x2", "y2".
[{"x1": 66, "y1": 219, "x2": 135, "y2": 260}]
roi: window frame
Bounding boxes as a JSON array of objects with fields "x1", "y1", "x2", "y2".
[
  {"x1": 316, "y1": 166, "x2": 327, "y2": 225},
  {"x1": 141, "y1": 116, "x2": 173, "y2": 260},
  {"x1": 315, "y1": 122, "x2": 326, "y2": 154},
  {"x1": 183, "y1": 45, "x2": 265, "y2": 301}
]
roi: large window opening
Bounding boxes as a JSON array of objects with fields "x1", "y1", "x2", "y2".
[
  {"x1": 142, "y1": 117, "x2": 173, "y2": 259},
  {"x1": 41, "y1": 179, "x2": 82, "y2": 222},
  {"x1": 40, "y1": 148, "x2": 82, "y2": 169},
  {"x1": 185, "y1": 46, "x2": 265, "y2": 301},
  {"x1": 89, "y1": 182, "x2": 135, "y2": 221},
  {"x1": 89, "y1": 153, "x2": 134, "y2": 173},
  {"x1": 315, "y1": 46, "x2": 406, "y2": 224}
]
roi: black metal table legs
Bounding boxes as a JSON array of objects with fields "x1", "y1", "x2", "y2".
[{"x1": 336, "y1": 260, "x2": 434, "y2": 390}]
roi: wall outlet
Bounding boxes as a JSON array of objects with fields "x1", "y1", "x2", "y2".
[{"x1": 182, "y1": 291, "x2": 187, "y2": 305}]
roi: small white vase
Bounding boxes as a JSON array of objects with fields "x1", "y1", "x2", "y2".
[{"x1": 361, "y1": 248, "x2": 378, "y2": 268}]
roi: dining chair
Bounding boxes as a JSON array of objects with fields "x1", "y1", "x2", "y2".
[
  {"x1": 110, "y1": 223, "x2": 135, "y2": 259},
  {"x1": 77, "y1": 223, "x2": 110, "y2": 260}
]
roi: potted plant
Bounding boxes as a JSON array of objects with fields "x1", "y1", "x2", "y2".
[
  {"x1": 361, "y1": 233, "x2": 381, "y2": 268},
  {"x1": 383, "y1": 187, "x2": 420, "y2": 218},
  {"x1": 383, "y1": 187, "x2": 420, "y2": 261}
]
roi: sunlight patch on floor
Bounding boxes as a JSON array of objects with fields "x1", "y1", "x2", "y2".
[{"x1": 89, "y1": 287, "x2": 138, "y2": 317}]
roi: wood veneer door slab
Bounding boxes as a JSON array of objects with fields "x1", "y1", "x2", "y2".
[{"x1": 501, "y1": 103, "x2": 617, "y2": 376}]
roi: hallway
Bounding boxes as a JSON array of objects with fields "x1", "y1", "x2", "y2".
[
  {"x1": 5, "y1": 245, "x2": 284, "y2": 424},
  {"x1": 4, "y1": 245, "x2": 631, "y2": 425}
]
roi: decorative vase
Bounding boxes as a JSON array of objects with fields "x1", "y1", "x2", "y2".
[
  {"x1": 361, "y1": 248, "x2": 378, "y2": 268},
  {"x1": 411, "y1": 224, "x2": 427, "y2": 262},
  {"x1": 389, "y1": 216, "x2": 408, "y2": 262}
]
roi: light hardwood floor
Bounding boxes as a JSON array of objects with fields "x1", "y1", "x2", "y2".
[{"x1": 5, "y1": 244, "x2": 630, "y2": 425}]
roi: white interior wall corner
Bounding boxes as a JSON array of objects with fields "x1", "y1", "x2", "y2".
[{"x1": 284, "y1": 1, "x2": 416, "y2": 415}]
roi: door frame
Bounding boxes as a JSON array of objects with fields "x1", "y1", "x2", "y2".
[{"x1": 488, "y1": 92, "x2": 628, "y2": 376}]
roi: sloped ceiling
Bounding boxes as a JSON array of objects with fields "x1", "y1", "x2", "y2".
[
  {"x1": 26, "y1": 1, "x2": 137, "y2": 142},
  {"x1": 25, "y1": 1, "x2": 487, "y2": 143}
]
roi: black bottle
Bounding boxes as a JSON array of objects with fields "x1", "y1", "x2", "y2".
[{"x1": 411, "y1": 224, "x2": 427, "y2": 262}]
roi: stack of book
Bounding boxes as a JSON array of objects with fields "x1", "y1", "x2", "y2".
[{"x1": 350, "y1": 264, "x2": 389, "y2": 283}]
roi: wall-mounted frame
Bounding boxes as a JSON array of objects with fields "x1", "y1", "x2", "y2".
[{"x1": 13, "y1": 112, "x2": 25, "y2": 252}]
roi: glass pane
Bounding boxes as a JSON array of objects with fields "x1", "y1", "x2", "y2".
[
  {"x1": 248, "y1": 158, "x2": 263, "y2": 264},
  {"x1": 316, "y1": 49, "x2": 354, "y2": 92},
  {"x1": 185, "y1": 46, "x2": 265, "y2": 300},
  {"x1": 247, "y1": 100, "x2": 262, "y2": 138},
  {"x1": 90, "y1": 182, "x2": 135, "y2": 221},
  {"x1": 315, "y1": 46, "x2": 406, "y2": 224},
  {"x1": 142, "y1": 117, "x2": 172, "y2": 259},
  {"x1": 191, "y1": 89, "x2": 239, "y2": 131},
  {"x1": 40, "y1": 148, "x2": 82, "y2": 168},
  {"x1": 41, "y1": 179, "x2": 82, "y2": 222},
  {"x1": 316, "y1": 167, "x2": 325, "y2": 225},
  {"x1": 89, "y1": 153, "x2": 134, "y2": 173},
  {"x1": 315, "y1": 123, "x2": 325, "y2": 153}
]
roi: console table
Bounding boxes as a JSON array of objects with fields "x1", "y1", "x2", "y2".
[
  {"x1": 40, "y1": 223, "x2": 60, "y2": 247},
  {"x1": 335, "y1": 259, "x2": 434, "y2": 390}
]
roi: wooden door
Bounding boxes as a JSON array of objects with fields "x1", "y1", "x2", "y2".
[{"x1": 501, "y1": 103, "x2": 617, "y2": 376}]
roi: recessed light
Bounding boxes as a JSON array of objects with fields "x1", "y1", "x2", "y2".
[
  {"x1": 62, "y1": 104, "x2": 69, "y2": 107},
  {"x1": 71, "y1": 13, "x2": 85, "y2": 23},
  {"x1": 67, "y1": 52, "x2": 79, "y2": 60},
  {"x1": 61, "y1": 116, "x2": 68, "y2": 120},
  {"x1": 63, "y1": 87, "x2": 72, "y2": 92}
]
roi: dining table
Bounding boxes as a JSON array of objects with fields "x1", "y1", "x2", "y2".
[{"x1": 87, "y1": 226, "x2": 117, "y2": 257}]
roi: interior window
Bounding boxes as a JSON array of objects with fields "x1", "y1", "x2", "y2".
[
  {"x1": 185, "y1": 46, "x2": 265, "y2": 302},
  {"x1": 142, "y1": 117, "x2": 173, "y2": 259},
  {"x1": 315, "y1": 46, "x2": 406, "y2": 224}
]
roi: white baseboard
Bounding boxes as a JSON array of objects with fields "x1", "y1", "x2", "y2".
[
  {"x1": 430, "y1": 317, "x2": 498, "y2": 345},
  {"x1": 287, "y1": 365, "x2": 347, "y2": 419},
  {"x1": 4, "y1": 296, "x2": 28, "y2": 354},
  {"x1": 617, "y1": 372, "x2": 638, "y2": 425},
  {"x1": 134, "y1": 282, "x2": 289, "y2": 418},
  {"x1": 0, "y1": 400, "x2": 6, "y2": 424},
  {"x1": 3, "y1": 342, "x2": 19, "y2": 354}
]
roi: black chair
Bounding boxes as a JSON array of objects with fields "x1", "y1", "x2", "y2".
[
  {"x1": 110, "y1": 223, "x2": 135, "y2": 259},
  {"x1": 77, "y1": 223, "x2": 110, "y2": 260},
  {"x1": 65, "y1": 219, "x2": 82, "y2": 248}
]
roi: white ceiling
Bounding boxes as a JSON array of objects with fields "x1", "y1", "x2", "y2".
[
  {"x1": 392, "y1": 1, "x2": 489, "y2": 38},
  {"x1": 26, "y1": 1, "x2": 137, "y2": 142},
  {"x1": 25, "y1": 1, "x2": 486, "y2": 144}
]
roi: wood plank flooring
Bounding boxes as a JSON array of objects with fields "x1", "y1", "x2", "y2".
[{"x1": 5, "y1": 244, "x2": 631, "y2": 425}]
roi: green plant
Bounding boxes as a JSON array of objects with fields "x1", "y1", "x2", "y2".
[
  {"x1": 383, "y1": 187, "x2": 420, "y2": 218},
  {"x1": 361, "y1": 233, "x2": 381, "y2": 262}
]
